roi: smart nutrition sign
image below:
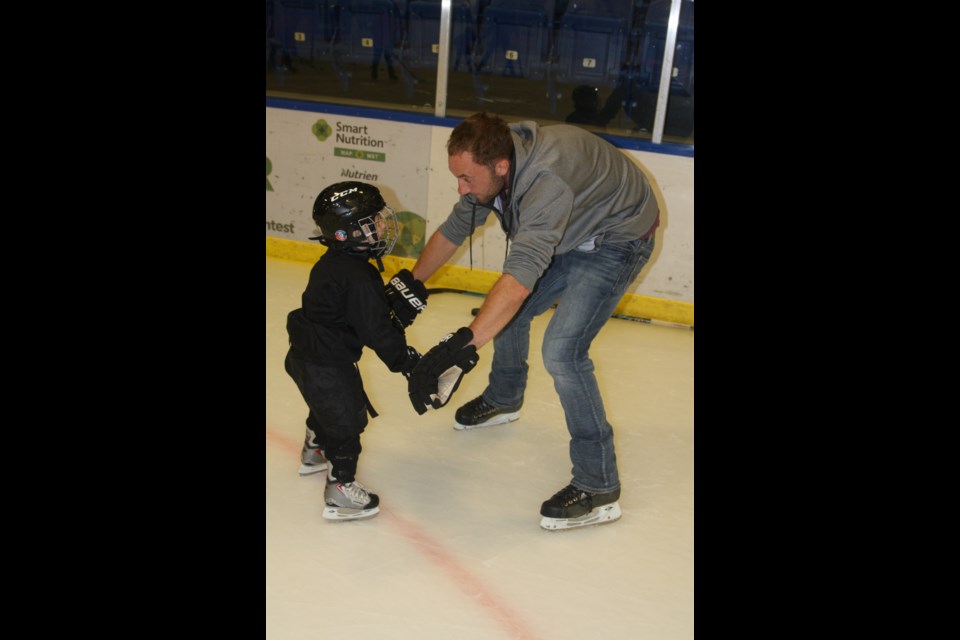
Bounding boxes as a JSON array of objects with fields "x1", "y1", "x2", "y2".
[
  {"x1": 331, "y1": 122, "x2": 387, "y2": 162},
  {"x1": 266, "y1": 107, "x2": 429, "y2": 247}
]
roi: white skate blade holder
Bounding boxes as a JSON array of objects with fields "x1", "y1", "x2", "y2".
[
  {"x1": 429, "y1": 365, "x2": 464, "y2": 407},
  {"x1": 540, "y1": 502, "x2": 622, "y2": 531},
  {"x1": 323, "y1": 505, "x2": 381, "y2": 521}
]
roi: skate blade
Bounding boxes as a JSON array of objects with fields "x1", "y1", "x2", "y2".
[
  {"x1": 323, "y1": 505, "x2": 380, "y2": 521},
  {"x1": 453, "y1": 411, "x2": 521, "y2": 431},
  {"x1": 540, "y1": 502, "x2": 621, "y2": 531},
  {"x1": 298, "y1": 462, "x2": 329, "y2": 476}
]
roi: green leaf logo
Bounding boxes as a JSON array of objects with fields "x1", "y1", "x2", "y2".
[
  {"x1": 391, "y1": 211, "x2": 427, "y2": 258},
  {"x1": 312, "y1": 119, "x2": 332, "y2": 142},
  {"x1": 266, "y1": 157, "x2": 273, "y2": 191}
]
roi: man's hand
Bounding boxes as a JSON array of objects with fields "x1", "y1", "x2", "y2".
[
  {"x1": 384, "y1": 269, "x2": 428, "y2": 328},
  {"x1": 408, "y1": 328, "x2": 479, "y2": 415}
]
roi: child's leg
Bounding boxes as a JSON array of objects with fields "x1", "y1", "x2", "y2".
[
  {"x1": 286, "y1": 352, "x2": 366, "y2": 477},
  {"x1": 323, "y1": 433, "x2": 362, "y2": 484},
  {"x1": 305, "y1": 412, "x2": 326, "y2": 450},
  {"x1": 317, "y1": 368, "x2": 379, "y2": 520},
  {"x1": 323, "y1": 432, "x2": 379, "y2": 521},
  {"x1": 285, "y1": 352, "x2": 380, "y2": 520}
]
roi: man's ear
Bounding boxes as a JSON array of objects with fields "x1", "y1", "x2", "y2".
[{"x1": 494, "y1": 158, "x2": 510, "y2": 177}]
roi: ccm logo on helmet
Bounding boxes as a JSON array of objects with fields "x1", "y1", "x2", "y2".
[
  {"x1": 331, "y1": 187, "x2": 360, "y2": 201},
  {"x1": 389, "y1": 277, "x2": 425, "y2": 309}
]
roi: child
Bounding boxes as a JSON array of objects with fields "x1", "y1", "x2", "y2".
[{"x1": 284, "y1": 181, "x2": 420, "y2": 521}]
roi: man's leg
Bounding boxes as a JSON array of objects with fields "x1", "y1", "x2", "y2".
[
  {"x1": 542, "y1": 237, "x2": 655, "y2": 494},
  {"x1": 456, "y1": 263, "x2": 569, "y2": 428}
]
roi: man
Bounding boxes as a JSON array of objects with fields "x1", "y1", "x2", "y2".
[{"x1": 386, "y1": 112, "x2": 659, "y2": 530}]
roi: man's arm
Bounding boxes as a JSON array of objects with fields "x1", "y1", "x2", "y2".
[
  {"x1": 411, "y1": 230, "x2": 460, "y2": 283},
  {"x1": 467, "y1": 273, "x2": 531, "y2": 348}
]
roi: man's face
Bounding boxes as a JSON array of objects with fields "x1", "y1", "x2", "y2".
[{"x1": 448, "y1": 151, "x2": 509, "y2": 206}]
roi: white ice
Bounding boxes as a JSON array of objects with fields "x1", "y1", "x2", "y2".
[{"x1": 266, "y1": 256, "x2": 694, "y2": 640}]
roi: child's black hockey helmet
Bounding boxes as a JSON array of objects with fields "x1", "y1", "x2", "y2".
[{"x1": 311, "y1": 181, "x2": 398, "y2": 260}]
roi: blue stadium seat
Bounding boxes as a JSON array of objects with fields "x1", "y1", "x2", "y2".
[
  {"x1": 635, "y1": 0, "x2": 694, "y2": 97},
  {"x1": 332, "y1": 0, "x2": 403, "y2": 66},
  {"x1": 473, "y1": 0, "x2": 555, "y2": 80},
  {"x1": 471, "y1": 0, "x2": 556, "y2": 110},
  {"x1": 621, "y1": 0, "x2": 693, "y2": 137},
  {"x1": 272, "y1": 0, "x2": 336, "y2": 68},
  {"x1": 553, "y1": 0, "x2": 635, "y2": 89},
  {"x1": 331, "y1": 0, "x2": 414, "y2": 92},
  {"x1": 404, "y1": 0, "x2": 477, "y2": 74}
]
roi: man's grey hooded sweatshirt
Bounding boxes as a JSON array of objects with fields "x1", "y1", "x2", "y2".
[{"x1": 437, "y1": 121, "x2": 660, "y2": 291}]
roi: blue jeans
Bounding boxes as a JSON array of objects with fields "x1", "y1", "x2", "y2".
[{"x1": 483, "y1": 236, "x2": 655, "y2": 494}]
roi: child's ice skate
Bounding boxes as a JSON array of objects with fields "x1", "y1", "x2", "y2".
[
  {"x1": 539, "y1": 484, "x2": 622, "y2": 531},
  {"x1": 299, "y1": 442, "x2": 329, "y2": 476},
  {"x1": 323, "y1": 477, "x2": 380, "y2": 521}
]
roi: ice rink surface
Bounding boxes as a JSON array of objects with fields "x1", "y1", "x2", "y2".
[{"x1": 266, "y1": 256, "x2": 694, "y2": 640}]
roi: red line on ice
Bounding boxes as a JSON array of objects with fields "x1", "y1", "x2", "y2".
[{"x1": 266, "y1": 426, "x2": 541, "y2": 640}]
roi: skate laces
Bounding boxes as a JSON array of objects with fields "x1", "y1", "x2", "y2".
[
  {"x1": 552, "y1": 484, "x2": 587, "y2": 506},
  {"x1": 464, "y1": 395, "x2": 494, "y2": 413},
  {"x1": 462, "y1": 395, "x2": 520, "y2": 417},
  {"x1": 339, "y1": 481, "x2": 371, "y2": 506}
]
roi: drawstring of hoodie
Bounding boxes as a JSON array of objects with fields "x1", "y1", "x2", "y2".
[
  {"x1": 500, "y1": 199, "x2": 511, "y2": 265},
  {"x1": 500, "y1": 169, "x2": 512, "y2": 264},
  {"x1": 467, "y1": 200, "x2": 511, "y2": 269},
  {"x1": 468, "y1": 169, "x2": 514, "y2": 271},
  {"x1": 469, "y1": 201, "x2": 476, "y2": 270}
]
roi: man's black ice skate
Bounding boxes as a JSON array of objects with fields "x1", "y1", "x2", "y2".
[
  {"x1": 539, "y1": 484, "x2": 622, "y2": 531},
  {"x1": 454, "y1": 395, "x2": 521, "y2": 431}
]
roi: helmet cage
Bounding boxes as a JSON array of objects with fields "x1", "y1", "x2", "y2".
[
  {"x1": 313, "y1": 204, "x2": 398, "y2": 258},
  {"x1": 356, "y1": 205, "x2": 398, "y2": 258}
]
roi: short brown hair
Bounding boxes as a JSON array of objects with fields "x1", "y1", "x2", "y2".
[{"x1": 446, "y1": 112, "x2": 513, "y2": 169}]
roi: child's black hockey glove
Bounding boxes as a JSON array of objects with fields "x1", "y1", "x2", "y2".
[
  {"x1": 400, "y1": 346, "x2": 421, "y2": 379},
  {"x1": 408, "y1": 327, "x2": 479, "y2": 415},
  {"x1": 384, "y1": 269, "x2": 428, "y2": 328}
]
